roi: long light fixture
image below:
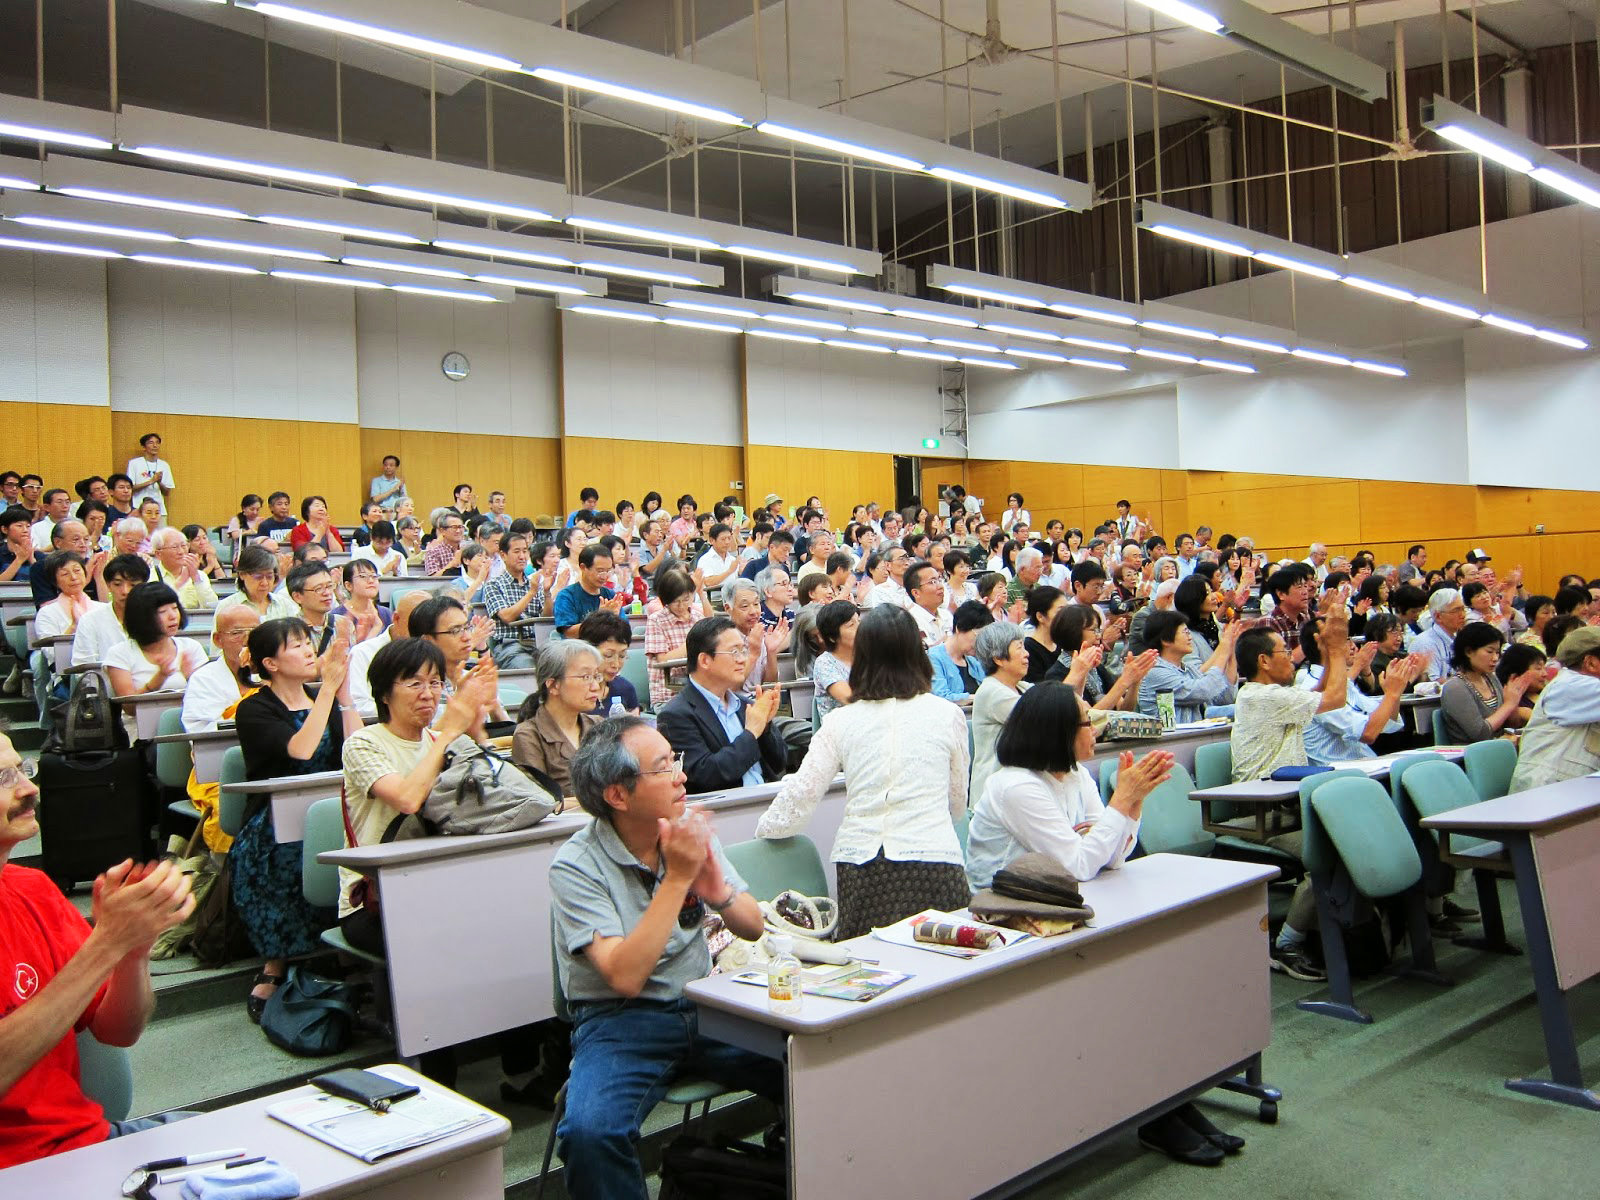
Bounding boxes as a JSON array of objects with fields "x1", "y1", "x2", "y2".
[
  {"x1": 0, "y1": 96, "x2": 115, "y2": 150},
  {"x1": 433, "y1": 221, "x2": 723, "y2": 287},
  {"x1": 1128, "y1": 0, "x2": 1388, "y2": 102},
  {"x1": 233, "y1": 0, "x2": 1091, "y2": 210},
  {"x1": 922, "y1": 266, "x2": 1403, "y2": 376},
  {"x1": 1135, "y1": 199, "x2": 1589, "y2": 351},
  {"x1": 0, "y1": 155, "x2": 42, "y2": 191},
  {"x1": 1424, "y1": 95, "x2": 1600, "y2": 213},
  {"x1": 336, "y1": 244, "x2": 604, "y2": 296}
]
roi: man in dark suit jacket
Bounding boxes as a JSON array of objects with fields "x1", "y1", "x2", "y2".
[{"x1": 655, "y1": 615, "x2": 787, "y2": 796}]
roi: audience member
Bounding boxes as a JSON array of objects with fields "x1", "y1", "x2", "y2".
[
  {"x1": 1295, "y1": 618, "x2": 1417, "y2": 763},
  {"x1": 655, "y1": 616, "x2": 786, "y2": 795},
  {"x1": 1438, "y1": 622, "x2": 1537, "y2": 744},
  {"x1": 513, "y1": 641, "x2": 604, "y2": 800},
  {"x1": 970, "y1": 621, "x2": 1030, "y2": 809},
  {"x1": 930, "y1": 600, "x2": 992, "y2": 701},
  {"x1": 331, "y1": 560, "x2": 391, "y2": 644},
  {"x1": 809, "y1": 600, "x2": 860, "y2": 721},
  {"x1": 125, "y1": 433, "x2": 174, "y2": 517},
  {"x1": 71, "y1": 554, "x2": 149, "y2": 669},
  {"x1": 1413, "y1": 588, "x2": 1468, "y2": 680},
  {"x1": 577, "y1": 612, "x2": 639, "y2": 715},
  {"x1": 553, "y1": 544, "x2": 623, "y2": 636},
  {"x1": 1510, "y1": 626, "x2": 1600, "y2": 791},
  {"x1": 103, "y1": 583, "x2": 208, "y2": 703},
  {"x1": 1137, "y1": 610, "x2": 1240, "y2": 724},
  {"x1": 148, "y1": 528, "x2": 218, "y2": 611}
]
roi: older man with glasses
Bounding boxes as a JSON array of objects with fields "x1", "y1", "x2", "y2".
[
  {"x1": 0, "y1": 733, "x2": 196, "y2": 1167},
  {"x1": 424, "y1": 514, "x2": 469, "y2": 578},
  {"x1": 1413, "y1": 588, "x2": 1469, "y2": 682}
]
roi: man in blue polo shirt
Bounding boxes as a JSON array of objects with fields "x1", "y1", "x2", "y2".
[
  {"x1": 552, "y1": 543, "x2": 624, "y2": 636},
  {"x1": 551, "y1": 717, "x2": 782, "y2": 1200}
]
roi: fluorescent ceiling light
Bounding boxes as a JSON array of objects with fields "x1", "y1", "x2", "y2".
[
  {"x1": 1528, "y1": 167, "x2": 1600, "y2": 208},
  {"x1": 664, "y1": 298, "x2": 761, "y2": 319},
  {"x1": 1535, "y1": 329, "x2": 1588, "y2": 350},
  {"x1": 574, "y1": 260, "x2": 700, "y2": 285},
  {"x1": 932, "y1": 337, "x2": 1004, "y2": 353},
  {"x1": 1003, "y1": 347, "x2": 1069, "y2": 363},
  {"x1": 1068, "y1": 357, "x2": 1129, "y2": 372},
  {"x1": 0, "y1": 121, "x2": 113, "y2": 150},
  {"x1": 1352, "y1": 360, "x2": 1407, "y2": 377},
  {"x1": 129, "y1": 253, "x2": 260, "y2": 275},
  {"x1": 364, "y1": 184, "x2": 554, "y2": 223},
  {"x1": 825, "y1": 338, "x2": 893, "y2": 354},
  {"x1": 664, "y1": 317, "x2": 744, "y2": 334},
  {"x1": 1129, "y1": 0, "x2": 1224, "y2": 35},
  {"x1": 749, "y1": 328, "x2": 821, "y2": 345},
  {"x1": 242, "y1": 2, "x2": 523, "y2": 71},
  {"x1": 0, "y1": 174, "x2": 38, "y2": 191},
  {"x1": 530, "y1": 67, "x2": 748, "y2": 126},
  {"x1": 343, "y1": 254, "x2": 468, "y2": 280},
  {"x1": 890, "y1": 306, "x2": 978, "y2": 329},
  {"x1": 850, "y1": 325, "x2": 928, "y2": 343},
  {"x1": 960, "y1": 356, "x2": 1020, "y2": 370},
  {"x1": 1252, "y1": 251, "x2": 1341, "y2": 281},
  {"x1": 897, "y1": 349, "x2": 959, "y2": 363},
  {"x1": 1135, "y1": 348, "x2": 1198, "y2": 364},
  {"x1": 567, "y1": 303, "x2": 661, "y2": 323},
  {"x1": 0, "y1": 233, "x2": 122, "y2": 258},
  {"x1": 58, "y1": 186, "x2": 248, "y2": 222},
  {"x1": 1140, "y1": 319, "x2": 1218, "y2": 341},
  {"x1": 435, "y1": 223, "x2": 720, "y2": 286},
  {"x1": 1048, "y1": 303, "x2": 1138, "y2": 326},
  {"x1": 1341, "y1": 275, "x2": 1415, "y2": 303},
  {"x1": 724, "y1": 244, "x2": 863, "y2": 276},
  {"x1": 471, "y1": 272, "x2": 589, "y2": 296},
  {"x1": 1481, "y1": 313, "x2": 1537, "y2": 336},
  {"x1": 0, "y1": 98, "x2": 115, "y2": 150},
  {"x1": 756, "y1": 122, "x2": 922, "y2": 171},
  {"x1": 760, "y1": 312, "x2": 847, "y2": 332},
  {"x1": 1413, "y1": 295, "x2": 1480, "y2": 321},
  {"x1": 980, "y1": 321, "x2": 1060, "y2": 343},
  {"x1": 435, "y1": 238, "x2": 571, "y2": 267},
  {"x1": 1198, "y1": 358, "x2": 1256, "y2": 374},
  {"x1": 1063, "y1": 336, "x2": 1133, "y2": 354},
  {"x1": 567, "y1": 215, "x2": 720, "y2": 252},
  {"x1": 1143, "y1": 222, "x2": 1252, "y2": 256},
  {"x1": 1218, "y1": 334, "x2": 1288, "y2": 354},
  {"x1": 188, "y1": 237, "x2": 331, "y2": 262},
  {"x1": 1428, "y1": 124, "x2": 1533, "y2": 173},
  {"x1": 390, "y1": 283, "x2": 498, "y2": 303},
  {"x1": 124, "y1": 145, "x2": 356, "y2": 190},
  {"x1": 786, "y1": 290, "x2": 891, "y2": 315},
  {"x1": 941, "y1": 282, "x2": 1046, "y2": 308},
  {"x1": 9, "y1": 215, "x2": 177, "y2": 243},
  {"x1": 260, "y1": 214, "x2": 424, "y2": 244},
  {"x1": 271, "y1": 268, "x2": 387, "y2": 289},
  {"x1": 929, "y1": 167, "x2": 1067, "y2": 210},
  {"x1": 1290, "y1": 347, "x2": 1352, "y2": 366}
]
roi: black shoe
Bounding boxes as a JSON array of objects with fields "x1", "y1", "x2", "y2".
[
  {"x1": 1174, "y1": 1102, "x2": 1245, "y2": 1154},
  {"x1": 1443, "y1": 898, "x2": 1480, "y2": 922},
  {"x1": 1269, "y1": 943, "x2": 1327, "y2": 982},
  {"x1": 246, "y1": 971, "x2": 284, "y2": 1025},
  {"x1": 1138, "y1": 1112, "x2": 1225, "y2": 1166},
  {"x1": 499, "y1": 1073, "x2": 562, "y2": 1110},
  {"x1": 1429, "y1": 914, "x2": 1464, "y2": 936}
]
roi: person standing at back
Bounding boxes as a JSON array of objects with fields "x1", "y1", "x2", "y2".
[{"x1": 125, "y1": 433, "x2": 174, "y2": 519}]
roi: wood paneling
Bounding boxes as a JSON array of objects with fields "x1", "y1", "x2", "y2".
[
  {"x1": 3, "y1": 402, "x2": 114, "y2": 504},
  {"x1": 565, "y1": 437, "x2": 743, "y2": 523},
  {"x1": 360, "y1": 428, "x2": 561, "y2": 523},
  {"x1": 746, "y1": 445, "x2": 894, "y2": 527}
]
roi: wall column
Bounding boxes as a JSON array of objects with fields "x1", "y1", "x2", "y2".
[
  {"x1": 1206, "y1": 120, "x2": 1236, "y2": 284},
  {"x1": 1502, "y1": 62, "x2": 1534, "y2": 218}
]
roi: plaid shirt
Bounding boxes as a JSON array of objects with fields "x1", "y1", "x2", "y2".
[
  {"x1": 423, "y1": 538, "x2": 463, "y2": 577},
  {"x1": 482, "y1": 569, "x2": 533, "y2": 643},
  {"x1": 644, "y1": 605, "x2": 700, "y2": 708},
  {"x1": 1267, "y1": 605, "x2": 1309, "y2": 649}
]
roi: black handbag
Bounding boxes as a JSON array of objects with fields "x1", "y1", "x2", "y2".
[{"x1": 259, "y1": 966, "x2": 357, "y2": 1056}]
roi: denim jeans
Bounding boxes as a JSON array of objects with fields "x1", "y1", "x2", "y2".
[{"x1": 557, "y1": 996, "x2": 784, "y2": 1200}]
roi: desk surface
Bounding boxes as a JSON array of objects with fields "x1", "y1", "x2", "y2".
[
  {"x1": 110, "y1": 690, "x2": 186, "y2": 707},
  {"x1": 688, "y1": 854, "x2": 1276, "y2": 1036},
  {"x1": 0, "y1": 1065, "x2": 510, "y2": 1198},
  {"x1": 1423, "y1": 775, "x2": 1600, "y2": 833},
  {"x1": 221, "y1": 770, "x2": 344, "y2": 796},
  {"x1": 1192, "y1": 749, "x2": 1465, "y2": 806}
]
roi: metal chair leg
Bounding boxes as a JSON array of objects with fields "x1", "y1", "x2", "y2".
[
  {"x1": 1453, "y1": 869, "x2": 1521, "y2": 955},
  {"x1": 1297, "y1": 878, "x2": 1373, "y2": 1024},
  {"x1": 536, "y1": 1084, "x2": 567, "y2": 1200}
]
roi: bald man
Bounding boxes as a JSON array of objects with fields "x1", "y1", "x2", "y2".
[
  {"x1": 178, "y1": 605, "x2": 262, "y2": 851},
  {"x1": 348, "y1": 589, "x2": 428, "y2": 718}
]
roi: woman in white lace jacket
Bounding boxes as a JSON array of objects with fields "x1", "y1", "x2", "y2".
[{"x1": 755, "y1": 605, "x2": 970, "y2": 939}]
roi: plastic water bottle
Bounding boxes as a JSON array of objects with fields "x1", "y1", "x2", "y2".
[
  {"x1": 766, "y1": 935, "x2": 803, "y2": 1014},
  {"x1": 608, "y1": 696, "x2": 625, "y2": 718}
]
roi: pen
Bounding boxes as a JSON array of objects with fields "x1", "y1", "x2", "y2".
[
  {"x1": 142, "y1": 1149, "x2": 246, "y2": 1172},
  {"x1": 159, "y1": 1157, "x2": 267, "y2": 1185}
]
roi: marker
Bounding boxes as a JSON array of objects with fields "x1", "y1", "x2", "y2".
[
  {"x1": 159, "y1": 1156, "x2": 266, "y2": 1185},
  {"x1": 142, "y1": 1149, "x2": 246, "y2": 1172}
]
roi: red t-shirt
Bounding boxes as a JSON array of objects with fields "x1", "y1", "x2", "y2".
[{"x1": 0, "y1": 864, "x2": 110, "y2": 1168}]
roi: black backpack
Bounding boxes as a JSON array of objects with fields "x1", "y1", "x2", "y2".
[
  {"x1": 659, "y1": 1134, "x2": 786, "y2": 1200},
  {"x1": 46, "y1": 669, "x2": 127, "y2": 756}
]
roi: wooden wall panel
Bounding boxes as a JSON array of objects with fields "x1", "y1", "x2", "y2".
[
  {"x1": 1205, "y1": 483, "x2": 1364, "y2": 551},
  {"x1": 565, "y1": 437, "x2": 743, "y2": 521},
  {"x1": 6, "y1": 402, "x2": 114, "y2": 510},
  {"x1": 1476, "y1": 488, "x2": 1600, "y2": 537},
  {"x1": 1357, "y1": 481, "x2": 1480, "y2": 544},
  {"x1": 360, "y1": 428, "x2": 560, "y2": 522},
  {"x1": 745, "y1": 445, "x2": 894, "y2": 527}
]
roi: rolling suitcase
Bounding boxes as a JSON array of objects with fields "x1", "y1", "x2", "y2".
[{"x1": 35, "y1": 748, "x2": 154, "y2": 891}]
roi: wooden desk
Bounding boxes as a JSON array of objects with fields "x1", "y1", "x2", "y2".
[
  {"x1": 0, "y1": 584, "x2": 33, "y2": 628},
  {"x1": 111, "y1": 691, "x2": 185, "y2": 741},
  {"x1": 1191, "y1": 749, "x2": 1465, "y2": 842},
  {"x1": 689, "y1": 855, "x2": 1280, "y2": 1199},
  {"x1": 1423, "y1": 776, "x2": 1600, "y2": 1111},
  {"x1": 222, "y1": 771, "x2": 345, "y2": 843},
  {"x1": 321, "y1": 776, "x2": 849, "y2": 1058},
  {"x1": 0, "y1": 1064, "x2": 509, "y2": 1198}
]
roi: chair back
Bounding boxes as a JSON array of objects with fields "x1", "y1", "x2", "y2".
[
  {"x1": 1192, "y1": 740, "x2": 1233, "y2": 791},
  {"x1": 1431, "y1": 707, "x2": 1449, "y2": 746},
  {"x1": 1133, "y1": 763, "x2": 1216, "y2": 857},
  {"x1": 953, "y1": 809, "x2": 970, "y2": 858},
  {"x1": 1398, "y1": 759, "x2": 1481, "y2": 820},
  {"x1": 1463, "y1": 739, "x2": 1517, "y2": 803},
  {"x1": 153, "y1": 706, "x2": 191, "y2": 790},
  {"x1": 1305, "y1": 776, "x2": 1423, "y2": 898},
  {"x1": 1098, "y1": 757, "x2": 1119, "y2": 798},
  {"x1": 723, "y1": 835, "x2": 829, "y2": 901},
  {"x1": 621, "y1": 647, "x2": 652, "y2": 714},
  {"x1": 76, "y1": 1031, "x2": 133, "y2": 1122},
  {"x1": 217, "y1": 747, "x2": 248, "y2": 836},
  {"x1": 1387, "y1": 753, "x2": 1439, "y2": 812},
  {"x1": 1296, "y1": 770, "x2": 1373, "y2": 876},
  {"x1": 301, "y1": 796, "x2": 345, "y2": 910}
]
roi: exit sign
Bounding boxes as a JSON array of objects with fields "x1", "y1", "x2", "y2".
[{"x1": 921, "y1": 438, "x2": 941, "y2": 449}]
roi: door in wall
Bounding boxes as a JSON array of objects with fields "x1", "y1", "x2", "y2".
[{"x1": 893, "y1": 456, "x2": 920, "y2": 516}]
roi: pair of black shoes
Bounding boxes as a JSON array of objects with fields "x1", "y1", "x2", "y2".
[{"x1": 1137, "y1": 1102, "x2": 1245, "y2": 1166}]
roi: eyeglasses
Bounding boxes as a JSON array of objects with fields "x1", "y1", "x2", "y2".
[
  {"x1": 713, "y1": 646, "x2": 751, "y2": 661},
  {"x1": 640, "y1": 753, "x2": 686, "y2": 779},
  {"x1": 0, "y1": 759, "x2": 38, "y2": 789},
  {"x1": 438, "y1": 624, "x2": 471, "y2": 638},
  {"x1": 565, "y1": 671, "x2": 604, "y2": 684},
  {"x1": 397, "y1": 678, "x2": 446, "y2": 694}
]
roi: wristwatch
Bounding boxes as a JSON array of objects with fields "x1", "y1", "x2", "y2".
[{"x1": 706, "y1": 886, "x2": 739, "y2": 912}]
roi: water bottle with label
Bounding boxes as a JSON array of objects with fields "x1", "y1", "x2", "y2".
[
  {"x1": 608, "y1": 695, "x2": 626, "y2": 718},
  {"x1": 1156, "y1": 690, "x2": 1177, "y2": 732},
  {"x1": 766, "y1": 935, "x2": 803, "y2": 1014}
]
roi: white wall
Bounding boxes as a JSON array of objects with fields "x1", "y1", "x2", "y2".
[
  {"x1": 560, "y1": 313, "x2": 743, "y2": 445},
  {"x1": 968, "y1": 202, "x2": 1600, "y2": 490},
  {"x1": 108, "y1": 264, "x2": 358, "y2": 422},
  {"x1": 743, "y1": 338, "x2": 948, "y2": 453},
  {"x1": 0, "y1": 248, "x2": 109, "y2": 408},
  {"x1": 355, "y1": 291, "x2": 559, "y2": 436}
]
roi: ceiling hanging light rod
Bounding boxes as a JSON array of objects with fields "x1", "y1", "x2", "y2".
[
  {"x1": 0, "y1": 96, "x2": 116, "y2": 150},
  {"x1": 1134, "y1": 199, "x2": 1589, "y2": 351}
]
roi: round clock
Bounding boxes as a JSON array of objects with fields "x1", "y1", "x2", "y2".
[{"x1": 441, "y1": 351, "x2": 470, "y2": 381}]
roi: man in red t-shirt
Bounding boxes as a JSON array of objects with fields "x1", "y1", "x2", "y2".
[{"x1": 0, "y1": 733, "x2": 195, "y2": 1168}]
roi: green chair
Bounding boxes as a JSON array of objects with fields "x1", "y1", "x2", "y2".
[
  {"x1": 76, "y1": 1031, "x2": 133, "y2": 1122},
  {"x1": 1097, "y1": 756, "x2": 1119, "y2": 799},
  {"x1": 217, "y1": 747, "x2": 249, "y2": 837},
  {"x1": 1398, "y1": 759, "x2": 1518, "y2": 956},
  {"x1": 1129, "y1": 763, "x2": 1217, "y2": 858},
  {"x1": 1192, "y1": 740, "x2": 1232, "y2": 791},
  {"x1": 1298, "y1": 775, "x2": 1447, "y2": 1024},
  {"x1": 536, "y1": 919, "x2": 737, "y2": 1200},
  {"x1": 154, "y1": 707, "x2": 204, "y2": 833},
  {"x1": 1431, "y1": 708, "x2": 1449, "y2": 746},
  {"x1": 303, "y1": 796, "x2": 386, "y2": 966},
  {"x1": 1463, "y1": 739, "x2": 1518, "y2": 803},
  {"x1": 621, "y1": 647, "x2": 652, "y2": 714},
  {"x1": 724, "y1": 835, "x2": 828, "y2": 902},
  {"x1": 953, "y1": 810, "x2": 970, "y2": 858}
]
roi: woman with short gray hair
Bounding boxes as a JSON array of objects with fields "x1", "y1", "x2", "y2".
[
  {"x1": 970, "y1": 622, "x2": 1030, "y2": 810},
  {"x1": 513, "y1": 640, "x2": 604, "y2": 800}
]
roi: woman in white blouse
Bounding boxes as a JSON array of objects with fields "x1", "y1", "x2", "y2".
[
  {"x1": 104, "y1": 582, "x2": 209, "y2": 699},
  {"x1": 965, "y1": 682, "x2": 1171, "y2": 890},
  {"x1": 32, "y1": 551, "x2": 105, "y2": 708},
  {"x1": 756, "y1": 605, "x2": 970, "y2": 939}
]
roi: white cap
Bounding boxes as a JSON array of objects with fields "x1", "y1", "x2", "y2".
[{"x1": 771, "y1": 935, "x2": 794, "y2": 955}]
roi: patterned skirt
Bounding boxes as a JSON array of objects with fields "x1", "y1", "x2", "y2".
[
  {"x1": 230, "y1": 806, "x2": 333, "y2": 960},
  {"x1": 834, "y1": 852, "x2": 972, "y2": 941}
]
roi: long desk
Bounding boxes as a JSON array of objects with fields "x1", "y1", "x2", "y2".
[
  {"x1": 1423, "y1": 775, "x2": 1600, "y2": 1111},
  {"x1": 1400, "y1": 691, "x2": 1442, "y2": 737},
  {"x1": 111, "y1": 690, "x2": 186, "y2": 741},
  {"x1": 222, "y1": 770, "x2": 345, "y2": 843},
  {"x1": 321, "y1": 777, "x2": 849, "y2": 1058},
  {"x1": 0, "y1": 1064, "x2": 510, "y2": 1198},
  {"x1": 1088, "y1": 722, "x2": 1230, "y2": 778},
  {"x1": 689, "y1": 855, "x2": 1280, "y2": 1199},
  {"x1": 376, "y1": 575, "x2": 462, "y2": 605}
]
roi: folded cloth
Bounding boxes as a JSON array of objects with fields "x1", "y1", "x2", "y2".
[
  {"x1": 990, "y1": 852, "x2": 1085, "y2": 908},
  {"x1": 179, "y1": 1162, "x2": 301, "y2": 1200},
  {"x1": 968, "y1": 889, "x2": 1094, "y2": 936}
]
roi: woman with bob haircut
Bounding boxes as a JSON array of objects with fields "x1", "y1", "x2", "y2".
[
  {"x1": 756, "y1": 605, "x2": 969, "y2": 938},
  {"x1": 104, "y1": 581, "x2": 208, "y2": 698}
]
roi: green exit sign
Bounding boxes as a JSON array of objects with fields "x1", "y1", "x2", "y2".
[{"x1": 921, "y1": 438, "x2": 941, "y2": 450}]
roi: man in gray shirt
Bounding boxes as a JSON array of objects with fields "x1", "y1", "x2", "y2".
[{"x1": 550, "y1": 716, "x2": 782, "y2": 1200}]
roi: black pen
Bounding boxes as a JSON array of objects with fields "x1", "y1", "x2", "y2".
[{"x1": 158, "y1": 1157, "x2": 267, "y2": 1185}]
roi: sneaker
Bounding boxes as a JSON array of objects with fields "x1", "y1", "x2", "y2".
[
  {"x1": 1428, "y1": 914, "x2": 1464, "y2": 936},
  {"x1": 1270, "y1": 943, "x2": 1327, "y2": 982},
  {"x1": 1443, "y1": 898, "x2": 1480, "y2": 922}
]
